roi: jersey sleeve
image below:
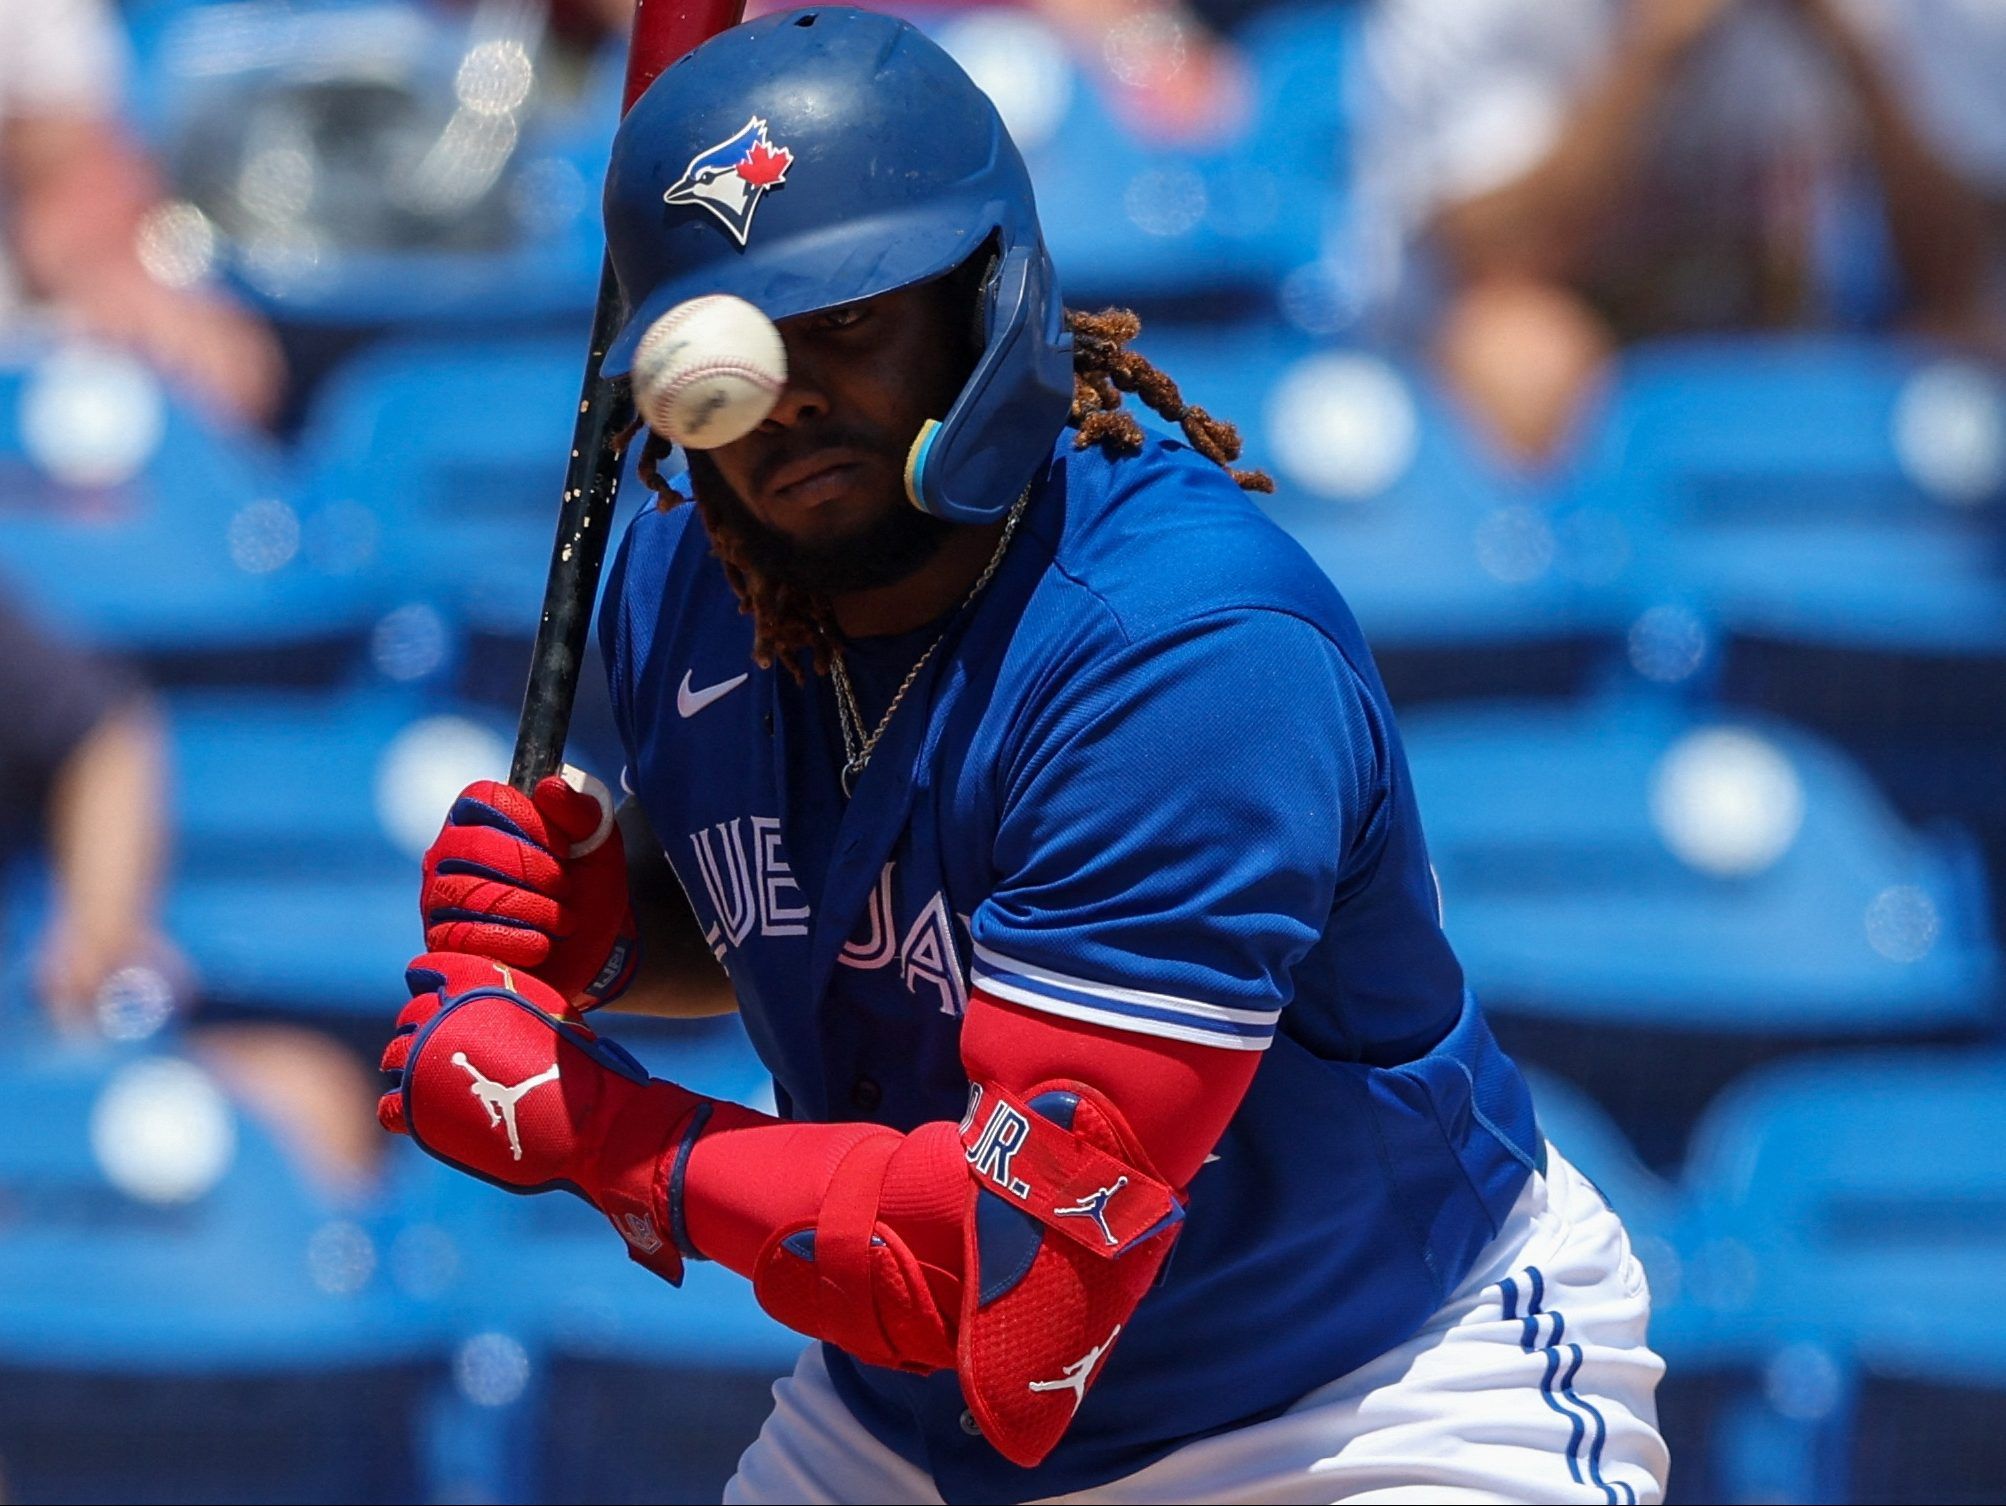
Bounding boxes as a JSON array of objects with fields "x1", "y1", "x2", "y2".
[{"x1": 970, "y1": 609, "x2": 1386, "y2": 1052}]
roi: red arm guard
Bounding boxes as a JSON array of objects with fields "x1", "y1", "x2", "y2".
[{"x1": 674, "y1": 988, "x2": 1261, "y2": 1462}]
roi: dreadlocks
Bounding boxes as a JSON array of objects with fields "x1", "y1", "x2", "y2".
[
  {"x1": 1065, "y1": 308, "x2": 1274, "y2": 495},
  {"x1": 631, "y1": 305, "x2": 1274, "y2": 678}
]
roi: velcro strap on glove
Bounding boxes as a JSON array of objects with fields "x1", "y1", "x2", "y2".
[
  {"x1": 959, "y1": 1082, "x2": 1183, "y2": 1256},
  {"x1": 814, "y1": 1133, "x2": 904, "y2": 1361}
]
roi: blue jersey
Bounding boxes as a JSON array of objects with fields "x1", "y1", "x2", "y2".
[{"x1": 600, "y1": 433, "x2": 1541, "y2": 1504}]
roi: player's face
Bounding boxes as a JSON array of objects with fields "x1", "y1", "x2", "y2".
[{"x1": 687, "y1": 276, "x2": 973, "y2": 595}]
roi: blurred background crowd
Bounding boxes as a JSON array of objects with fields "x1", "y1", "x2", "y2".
[{"x1": 1, "y1": 0, "x2": 2002, "y2": 1501}]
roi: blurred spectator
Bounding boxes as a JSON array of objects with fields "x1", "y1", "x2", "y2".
[
  {"x1": 487, "y1": 0, "x2": 1257, "y2": 149},
  {"x1": 978, "y1": 0, "x2": 1252, "y2": 143},
  {"x1": 0, "y1": 0, "x2": 284, "y2": 425},
  {"x1": 1357, "y1": 0, "x2": 2006, "y2": 464},
  {"x1": 777, "y1": 0, "x2": 1255, "y2": 142},
  {"x1": 0, "y1": 600, "x2": 381, "y2": 1198},
  {"x1": 0, "y1": 601, "x2": 171, "y2": 1033},
  {"x1": 547, "y1": 0, "x2": 642, "y2": 35}
]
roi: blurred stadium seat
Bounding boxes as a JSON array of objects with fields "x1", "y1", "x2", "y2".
[
  {"x1": 1129, "y1": 318, "x2": 1624, "y2": 703},
  {"x1": 0, "y1": 1035, "x2": 444, "y2": 1502},
  {"x1": 922, "y1": 2, "x2": 1354, "y2": 307},
  {"x1": 1574, "y1": 336, "x2": 2006, "y2": 654},
  {"x1": 0, "y1": 340, "x2": 376, "y2": 683},
  {"x1": 1403, "y1": 691, "x2": 2001, "y2": 1168},
  {"x1": 162, "y1": 686, "x2": 513, "y2": 1030},
  {"x1": 297, "y1": 331, "x2": 650, "y2": 659},
  {"x1": 294, "y1": 330, "x2": 652, "y2": 775},
  {"x1": 1668, "y1": 1050, "x2": 2006, "y2": 1504},
  {"x1": 1568, "y1": 334, "x2": 2006, "y2": 935}
]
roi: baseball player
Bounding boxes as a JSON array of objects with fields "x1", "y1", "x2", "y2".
[{"x1": 379, "y1": 9, "x2": 1669, "y2": 1502}]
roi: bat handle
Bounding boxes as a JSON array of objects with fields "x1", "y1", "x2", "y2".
[{"x1": 509, "y1": 258, "x2": 633, "y2": 794}]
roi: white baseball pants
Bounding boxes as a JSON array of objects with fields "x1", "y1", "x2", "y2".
[{"x1": 724, "y1": 1143, "x2": 1670, "y2": 1505}]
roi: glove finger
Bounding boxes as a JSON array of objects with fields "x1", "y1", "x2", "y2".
[
  {"x1": 379, "y1": 1027, "x2": 417, "y2": 1077},
  {"x1": 423, "y1": 872, "x2": 563, "y2": 935},
  {"x1": 423, "y1": 920, "x2": 554, "y2": 971},
  {"x1": 426, "y1": 823, "x2": 568, "y2": 894},
  {"x1": 377, "y1": 1089, "x2": 408, "y2": 1137},
  {"x1": 443, "y1": 782, "x2": 557, "y2": 856},
  {"x1": 532, "y1": 772, "x2": 613, "y2": 848},
  {"x1": 393, "y1": 991, "x2": 446, "y2": 1036}
]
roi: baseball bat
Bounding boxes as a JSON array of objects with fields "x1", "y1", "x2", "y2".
[{"x1": 509, "y1": 0, "x2": 748, "y2": 794}]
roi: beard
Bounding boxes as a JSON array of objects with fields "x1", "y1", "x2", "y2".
[{"x1": 685, "y1": 449, "x2": 959, "y2": 598}]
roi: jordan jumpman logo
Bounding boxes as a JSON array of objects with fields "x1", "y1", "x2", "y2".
[
  {"x1": 1027, "y1": 1325, "x2": 1122, "y2": 1414},
  {"x1": 1053, "y1": 1176, "x2": 1129, "y2": 1246},
  {"x1": 452, "y1": 1053, "x2": 560, "y2": 1161}
]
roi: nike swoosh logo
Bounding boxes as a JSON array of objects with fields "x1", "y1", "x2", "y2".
[{"x1": 677, "y1": 669, "x2": 750, "y2": 718}]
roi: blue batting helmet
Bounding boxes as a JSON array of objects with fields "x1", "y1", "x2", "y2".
[{"x1": 601, "y1": 6, "x2": 1073, "y2": 527}]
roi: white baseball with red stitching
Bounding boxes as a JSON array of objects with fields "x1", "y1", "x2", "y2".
[{"x1": 632, "y1": 293, "x2": 787, "y2": 449}]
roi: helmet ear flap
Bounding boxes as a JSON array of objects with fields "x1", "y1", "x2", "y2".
[{"x1": 905, "y1": 241, "x2": 1073, "y2": 525}]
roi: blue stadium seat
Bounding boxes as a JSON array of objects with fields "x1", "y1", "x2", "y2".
[
  {"x1": 915, "y1": 2, "x2": 1352, "y2": 304},
  {"x1": 161, "y1": 687, "x2": 518, "y2": 1022},
  {"x1": 1674, "y1": 1050, "x2": 2006, "y2": 1503},
  {"x1": 297, "y1": 333, "x2": 649, "y2": 651},
  {"x1": 295, "y1": 331, "x2": 653, "y2": 763},
  {"x1": 1570, "y1": 335, "x2": 2006, "y2": 655},
  {"x1": 1569, "y1": 333, "x2": 2006, "y2": 946},
  {"x1": 1129, "y1": 318, "x2": 1622, "y2": 701},
  {"x1": 0, "y1": 1034, "x2": 444, "y2": 1501},
  {"x1": 167, "y1": 872, "x2": 414, "y2": 1023},
  {"x1": 1403, "y1": 691, "x2": 2000, "y2": 1168},
  {"x1": 1683, "y1": 1048, "x2": 2006, "y2": 1373},
  {"x1": 0, "y1": 342, "x2": 375, "y2": 681}
]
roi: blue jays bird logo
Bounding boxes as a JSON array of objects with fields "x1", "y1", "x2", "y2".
[{"x1": 664, "y1": 116, "x2": 794, "y2": 246}]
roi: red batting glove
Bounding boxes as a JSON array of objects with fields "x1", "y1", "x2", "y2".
[
  {"x1": 419, "y1": 769, "x2": 639, "y2": 1009},
  {"x1": 378, "y1": 952, "x2": 708, "y2": 1283}
]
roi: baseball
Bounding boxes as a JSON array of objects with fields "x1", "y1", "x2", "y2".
[{"x1": 631, "y1": 293, "x2": 787, "y2": 449}]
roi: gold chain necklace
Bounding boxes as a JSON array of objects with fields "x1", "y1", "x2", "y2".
[{"x1": 829, "y1": 489, "x2": 1030, "y2": 798}]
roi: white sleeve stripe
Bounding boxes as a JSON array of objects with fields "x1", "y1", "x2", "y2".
[
  {"x1": 979, "y1": 976, "x2": 1273, "y2": 1051},
  {"x1": 970, "y1": 943, "x2": 1283, "y2": 1026}
]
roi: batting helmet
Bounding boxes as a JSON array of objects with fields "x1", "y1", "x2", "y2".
[{"x1": 601, "y1": 6, "x2": 1073, "y2": 527}]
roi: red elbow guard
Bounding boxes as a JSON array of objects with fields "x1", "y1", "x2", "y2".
[
  {"x1": 736, "y1": 1080, "x2": 1183, "y2": 1470},
  {"x1": 956, "y1": 1079, "x2": 1184, "y2": 1467}
]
